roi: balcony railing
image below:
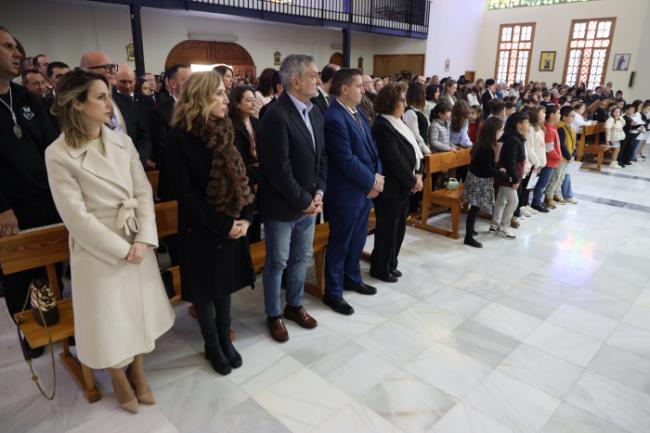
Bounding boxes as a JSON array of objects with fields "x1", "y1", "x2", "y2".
[{"x1": 188, "y1": 0, "x2": 431, "y2": 37}]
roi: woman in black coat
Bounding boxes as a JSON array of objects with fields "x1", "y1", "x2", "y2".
[
  {"x1": 370, "y1": 84, "x2": 424, "y2": 282},
  {"x1": 229, "y1": 85, "x2": 261, "y2": 242},
  {"x1": 167, "y1": 71, "x2": 255, "y2": 376}
]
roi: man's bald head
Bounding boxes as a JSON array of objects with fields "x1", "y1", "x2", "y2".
[
  {"x1": 80, "y1": 51, "x2": 116, "y2": 85},
  {"x1": 362, "y1": 74, "x2": 374, "y2": 94},
  {"x1": 115, "y1": 64, "x2": 135, "y2": 95}
]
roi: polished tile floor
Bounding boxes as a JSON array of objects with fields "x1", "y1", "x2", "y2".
[{"x1": 2, "y1": 159, "x2": 650, "y2": 433}]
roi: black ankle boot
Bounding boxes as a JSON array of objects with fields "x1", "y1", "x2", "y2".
[
  {"x1": 204, "y1": 342, "x2": 232, "y2": 375},
  {"x1": 218, "y1": 329, "x2": 242, "y2": 369}
]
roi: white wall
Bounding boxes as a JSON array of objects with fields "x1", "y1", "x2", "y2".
[
  {"x1": 424, "y1": 0, "x2": 486, "y2": 78},
  {"x1": 4, "y1": 0, "x2": 426, "y2": 76},
  {"x1": 474, "y1": 0, "x2": 649, "y2": 97},
  {"x1": 632, "y1": 1, "x2": 650, "y2": 100}
]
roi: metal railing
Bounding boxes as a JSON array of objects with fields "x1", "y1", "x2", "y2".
[{"x1": 188, "y1": 0, "x2": 430, "y2": 36}]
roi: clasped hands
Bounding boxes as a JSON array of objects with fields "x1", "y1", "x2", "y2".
[
  {"x1": 228, "y1": 220, "x2": 251, "y2": 239},
  {"x1": 367, "y1": 173, "x2": 385, "y2": 199},
  {"x1": 410, "y1": 174, "x2": 423, "y2": 193}
]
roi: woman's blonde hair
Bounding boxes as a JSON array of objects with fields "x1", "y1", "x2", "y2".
[
  {"x1": 51, "y1": 69, "x2": 109, "y2": 148},
  {"x1": 171, "y1": 71, "x2": 223, "y2": 131}
]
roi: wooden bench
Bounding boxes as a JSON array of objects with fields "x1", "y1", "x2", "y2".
[
  {"x1": 415, "y1": 149, "x2": 471, "y2": 239},
  {"x1": 0, "y1": 201, "x2": 180, "y2": 404},
  {"x1": 576, "y1": 123, "x2": 612, "y2": 171},
  {"x1": 146, "y1": 170, "x2": 160, "y2": 201}
]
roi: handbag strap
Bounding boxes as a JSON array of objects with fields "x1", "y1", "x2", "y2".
[{"x1": 16, "y1": 283, "x2": 57, "y2": 400}]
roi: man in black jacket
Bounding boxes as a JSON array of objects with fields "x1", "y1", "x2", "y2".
[
  {"x1": 0, "y1": 26, "x2": 60, "y2": 358},
  {"x1": 258, "y1": 54, "x2": 327, "y2": 343},
  {"x1": 310, "y1": 63, "x2": 339, "y2": 114},
  {"x1": 482, "y1": 78, "x2": 497, "y2": 119},
  {"x1": 150, "y1": 63, "x2": 191, "y2": 200}
]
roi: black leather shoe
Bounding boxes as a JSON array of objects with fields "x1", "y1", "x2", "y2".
[
  {"x1": 464, "y1": 237, "x2": 483, "y2": 248},
  {"x1": 531, "y1": 203, "x2": 549, "y2": 213},
  {"x1": 390, "y1": 269, "x2": 402, "y2": 278},
  {"x1": 323, "y1": 296, "x2": 354, "y2": 315},
  {"x1": 344, "y1": 282, "x2": 377, "y2": 295},
  {"x1": 370, "y1": 271, "x2": 398, "y2": 283}
]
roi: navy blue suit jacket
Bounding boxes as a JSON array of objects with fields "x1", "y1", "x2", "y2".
[{"x1": 323, "y1": 100, "x2": 382, "y2": 207}]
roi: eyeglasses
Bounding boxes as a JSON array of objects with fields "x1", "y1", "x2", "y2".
[{"x1": 89, "y1": 64, "x2": 119, "y2": 74}]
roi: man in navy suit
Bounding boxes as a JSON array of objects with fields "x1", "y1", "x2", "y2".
[{"x1": 322, "y1": 68, "x2": 384, "y2": 315}]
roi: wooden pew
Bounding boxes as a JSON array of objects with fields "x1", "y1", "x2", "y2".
[
  {"x1": 146, "y1": 170, "x2": 160, "y2": 201},
  {"x1": 576, "y1": 123, "x2": 611, "y2": 171},
  {"x1": 415, "y1": 149, "x2": 471, "y2": 239},
  {"x1": 0, "y1": 202, "x2": 180, "y2": 404}
]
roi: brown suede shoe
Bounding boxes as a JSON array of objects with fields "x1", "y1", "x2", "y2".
[
  {"x1": 267, "y1": 317, "x2": 289, "y2": 343},
  {"x1": 283, "y1": 306, "x2": 318, "y2": 329},
  {"x1": 510, "y1": 217, "x2": 520, "y2": 229},
  {"x1": 544, "y1": 198, "x2": 557, "y2": 209}
]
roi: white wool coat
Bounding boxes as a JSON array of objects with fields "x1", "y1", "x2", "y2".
[{"x1": 45, "y1": 125, "x2": 174, "y2": 369}]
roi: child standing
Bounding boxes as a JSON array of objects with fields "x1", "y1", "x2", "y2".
[
  {"x1": 463, "y1": 116, "x2": 509, "y2": 248},
  {"x1": 531, "y1": 105, "x2": 561, "y2": 212},
  {"x1": 604, "y1": 106, "x2": 626, "y2": 168},
  {"x1": 468, "y1": 105, "x2": 483, "y2": 144},
  {"x1": 490, "y1": 112, "x2": 529, "y2": 239},
  {"x1": 547, "y1": 106, "x2": 577, "y2": 204},
  {"x1": 428, "y1": 102, "x2": 454, "y2": 152}
]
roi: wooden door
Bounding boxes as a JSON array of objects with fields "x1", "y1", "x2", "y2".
[
  {"x1": 165, "y1": 40, "x2": 256, "y2": 81},
  {"x1": 373, "y1": 54, "x2": 424, "y2": 77}
]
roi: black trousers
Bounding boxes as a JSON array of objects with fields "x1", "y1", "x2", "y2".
[
  {"x1": 514, "y1": 169, "x2": 533, "y2": 217},
  {"x1": 193, "y1": 295, "x2": 232, "y2": 345},
  {"x1": 370, "y1": 195, "x2": 409, "y2": 278},
  {"x1": 465, "y1": 205, "x2": 481, "y2": 240},
  {"x1": 619, "y1": 136, "x2": 636, "y2": 165}
]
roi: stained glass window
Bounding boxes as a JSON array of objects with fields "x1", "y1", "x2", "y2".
[
  {"x1": 495, "y1": 23, "x2": 535, "y2": 85},
  {"x1": 563, "y1": 18, "x2": 615, "y2": 88}
]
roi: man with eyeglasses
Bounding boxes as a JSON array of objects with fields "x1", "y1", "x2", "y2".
[{"x1": 80, "y1": 52, "x2": 152, "y2": 168}]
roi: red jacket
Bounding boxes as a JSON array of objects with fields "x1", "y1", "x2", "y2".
[{"x1": 544, "y1": 123, "x2": 562, "y2": 168}]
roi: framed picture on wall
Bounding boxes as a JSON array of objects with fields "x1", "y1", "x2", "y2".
[
  {"x1": 613, "y1": 54, "x2": 631, "y2": 71},
  {"x1": 539, "y1": 51, "x2": 556, "y2": 72}
]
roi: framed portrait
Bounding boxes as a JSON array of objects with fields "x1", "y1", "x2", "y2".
[
  {"x1": 539, "y1": 51, "x2": 556, "y2": 72},
  {"x1": 613, "y1": 53, "x2": 631, "y2": 71}
]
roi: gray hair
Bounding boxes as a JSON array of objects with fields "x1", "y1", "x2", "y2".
[{"x1": 279, "y1": 54, "x2": 316, "y2": 90}]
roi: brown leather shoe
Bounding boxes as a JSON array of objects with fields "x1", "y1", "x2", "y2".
[
  {"x1": 510, "y1": 217, "x2": 520, "y2": 229},
  {"x1": 283, "y1": 306, "x2": 318, "y2": 329},
  {"x1": 267, "y1": 317, "x2": 289, "y2": 343}
]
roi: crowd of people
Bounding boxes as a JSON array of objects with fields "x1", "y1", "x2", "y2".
[{"x1": 1, "y1": 23, "x2": 649, "y2": 413}]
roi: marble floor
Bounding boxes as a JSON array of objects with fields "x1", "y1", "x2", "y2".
[{"x1": 3, "y1": 158, "x2": 650, "y2": 433}]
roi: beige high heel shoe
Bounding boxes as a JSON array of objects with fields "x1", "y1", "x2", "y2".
[
  {"x1": 126, "y1": 365, "x2": 156, "y2": 405},
  {"x1": 112, "y1": 379, "x2": 139, "y2": 414}
]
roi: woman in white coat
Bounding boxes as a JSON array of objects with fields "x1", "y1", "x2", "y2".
[{"x1": 46, "y1": 69, "x2": 175, "y2": 413}]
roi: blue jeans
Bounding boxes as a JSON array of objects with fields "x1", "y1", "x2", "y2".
[
  {"x1": 532, "y1": 166, "x2": 555, "y2": 206},
  {"x1": 562, "y1": 173, "x2": 573, "y2": 199},
  {"x1": 631, "y1": 139, "x2": 642, "y2": 161},
  {"x1": 263, "y1": 215, "x2": 316, "y2": 318}
]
